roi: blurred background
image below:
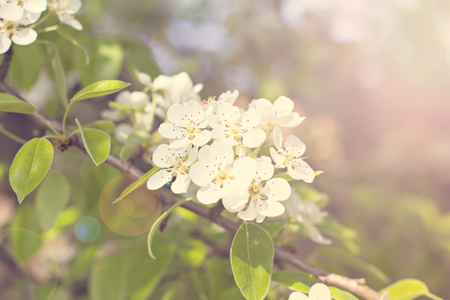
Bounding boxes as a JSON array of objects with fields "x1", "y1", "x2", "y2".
[{"x1": 1, "y1": 0, "x2": 450, "y2": 298}]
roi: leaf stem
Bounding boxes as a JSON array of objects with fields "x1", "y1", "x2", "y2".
[
  {"x1": 34, "y1": 114, "x2": 60, "y2": 136},
  {"x1": 62, "y1": 102, "x2": 74, "y2": 137},
  {"x1": 29, "y1": 12, "x2": 53, "y2": 29},
  {"x1": 426, "y1": 292, "x2": 444, "y2": 300},
  {"x1": 0, "y1": 124, "x2": 26, "y2": 144}
]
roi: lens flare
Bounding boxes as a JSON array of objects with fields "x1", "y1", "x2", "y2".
[
  {"x1": 99, "y1": 174, "x2": 161, "y2": 236},
  {"x1": 74, "y1": 216, "x2": 101, "y2": 243}
]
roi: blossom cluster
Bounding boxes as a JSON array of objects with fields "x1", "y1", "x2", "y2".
[
  {"x1": 102, "y1": 71, "x2": 203, "y2": 143},
  {"x1": 0, "y1": 0, "x2": 82, "y2": 54},
  {"x1": 140, "y1": 72, "x2": 315, "y2": 223}
]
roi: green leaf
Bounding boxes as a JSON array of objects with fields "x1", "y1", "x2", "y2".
[
  {"x1": 35, "y1": 173, "x2": 71, "y2": 231},
  {"x1": 114, "y1": 166, "x2": 159, "y2": 203},
  {"x1": 10, "y1": 43, "x2": 41, "y2": 90},
  {"x1": 42, "y1": 40, "x2": 68, "y2": 108},
  {"x1": 147, "y1": 197, "x2": 192, "y2": 259},
  {"x1": 75, "y1": 38, "x2": 123, "y2": 86},
  {"x1": 0, "y1": 93, "x2": 36, "y2": 114},
  {"x1": 258, "y1": 218, "x2": 287, "y2": 237},
  {"x1": 380, "y1": 279, "x2": 429, "y2": 300},
  {"x1": 128, "y1": 240, "x2": 174, "y2": 300},
  {"x1": 76, "y1": 119, "x2": 111, "y2": 166},
  {"x1": 70, "y1": 80, "x2": 130, "y2": 103},
  {"x1": 84, "y1": 120, "x2": 116, "y2": 133},
  {"x1": 272, "y1": 271, "x2": 318, "y2": 293},
  {"x1": 231, "y1": 223, "x2": 274, "y2": 300},
  {"x1": 207, "y1": 258, "x2": 245, "y2": 300},
  {"x1": 120, "y1": 131, "x2": 149, "y2": 161},
  {"x1": 9, "y1": 138, "x2": 53, "y2": 203},
  {"x1": 328, "y1": 287, "x2": 359, "y2": 300},
  {"x1": 56, "y1": 25, "x2": 90, "y2": 65},
  {"x1": 89, "y1": 255, "x2": 129, "y2": 300}
]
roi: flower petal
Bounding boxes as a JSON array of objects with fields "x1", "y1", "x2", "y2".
[
  {"x1": 289, "y1": 160, "x2": 315, "y2": 182},
  {"x1": 147, "y1": 170, "x2": 172, "y2": 190},
  {"x1": 158, "y1": 123, "x2": 182, "y2": 139},
  {"x1": 23, "y1": 0, "x2": 47, "y2": 14},
  {"x1": 192, "y1": 129, "x2": 212, "y2": 147},
  {"x1": 270, "y1": 147, "x2": 285, "y2": 167},
  {"x1": 254, "y1": 156, "x2": 274, "y2": 181},
  {"x1": 0, "y1": 34, "x2": 12, "y2": 54},
  {"x1": 309, "y1": 283, "x2": 332, "y2": 300},
  {"x1": 196, "y1": 185, "x2": 221, "y2": 204},
  {"x1": 242, "y1": 128, "x2": 266, "y2": 148},
  {"x1": 152, "y1": 144, "x2": 172, "y2": 168},
  {"x1": 171, "y1": 173, "x2": 190, "y2": 194},
  {"x1": 257, "y1": 200, "x2": 285, "y2": 217},
  {"x1": 273, "y1": 126, "x2": 283, "y2": 150},
  {"x1": 223, "y1": 192, "x2": 248, "y2": 213},
  {"x1": 265, "y1": 178, "x2": 291, "y2": 201},
  {"x1": 237, "y1": 200, "x2": 257, "y2": 221},
  {"x1": 287, "y1": 291, "x2": 309, "y2": 300},
  {"x1": 1, "y1": 3, "x2": 24, "y2": 21},
  {"x1": 285, "y1": 135, "x2": 306, "y2": 156},
  {"x1": 11, "y1": 28, "x2": 37, "y2": 45}
]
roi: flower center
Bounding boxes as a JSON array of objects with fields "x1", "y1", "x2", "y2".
[
  {"x1": 213, "y1": 169, "x2": 235, "y2": 188},
  {"x1": 185, "y1": 123, "x2": 201, "y2": 140}
]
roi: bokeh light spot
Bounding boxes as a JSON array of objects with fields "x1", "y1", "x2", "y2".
[
  {"x1": 99, "y1": 175, "x2": 161, "y2": 236},
  {"x1": 74, "y1": 216, "x2": 101, "y2": 243}
]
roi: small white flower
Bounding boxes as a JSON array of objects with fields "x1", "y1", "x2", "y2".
[
  {"x1": 147, "y1": 144, "x2": 197, "y2": 194},
  {"x1": 48, "y1": 0, "x2": 83, "y2": 31},
  {"x1": 114, "y1": 123, "x2": 134, "y2": 144},
  {"x1": 270, "y1": 126, "x2": 314, "y2": 182},
  {"x1": 152, "y1": 72, "x2": 203, "y2": 118},
  {"x1": 286, "y1": 193, "x2": 331, "y2": 245},
  {"x1": 228, "y1": 156, "x2": 291, "y2": 223},
  {"x1": 101, "y1": 90, "x2": 151, "y2": 121},
  {"x1": 288, "y1": 283, "x2": 332, "y2": 300},
  {"x1": 135, "y1": 70, "x2": 152, "y2": 87},
  {"x1": 0, "y1": 11, "x2": 40, "y2": 54},
  {"x1": 208, "y1": 102, "x2": 266, "y2": 148},
  {"x1": 189, "y1": 142, "x2": 256, "y2": 205},
  {"x1": 158, "y1": 99, "x2": 212, "y2": 149},
  {"x1": 201, "y1": 89, "x2": 238, "y2": 116},
  {"x1": 249, "y1": 96, "x2": 304, "y2": 131},
  {"x1": 0, "y1": 0, "x2": 46, "y2": 21}
]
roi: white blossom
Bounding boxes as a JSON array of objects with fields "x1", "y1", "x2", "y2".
[
  {"x1": 189, "y1": 142, "x2": 256, "y2": 205},
  {"x1": 288, "y1": 283, "x2": 331, "y2": 300},
  {"x1": 0, "y1": 11, "x2": 40, "y2": 54},
  {"x1": 114, "y1": 123, "x2": 134, "y2": 144},
  {"x1": 201, "y1": 89, "x2": 238, "y2": 116},
  {"x1": 147, "y1": 144, "x2": 197, "y2": 194},
  {"x1": 286, "y1": 193, "x2": 331, "y2": 245},
  {"x1": 208, "y1": 102, "x2": 266, "y2": 148},
  {"x1": 158, "y1": 99, "x2": 211, "y2": 149},
  {"x1": 0, "y1": 0, "x2": 46, "y2": 22},
  {"x1": 225, "y1": 156, "x2": 291, "y2": 223},
  {"x1": 101, "y1": 90, "x2": 151, "y2": 122},
  {"x1": 152, "y1": 72, "x2": 203, "y2": 118},
  {"x1": 270, "y1": 126, "x2": 314, "y2": 182},
  {"x1": 249, "y1": 96, "x2": 304, "y2": 131},
  {"x1": 48, "y1": 0, "x2": 83, "y2": 31}
]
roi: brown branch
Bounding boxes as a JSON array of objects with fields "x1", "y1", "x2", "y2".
[
  {"x1": 1, "y1": 83, "x2": 381, "y2": 300},
  {"x1": 0, "y1": 47, "x2": 14, "y2": 82}
]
